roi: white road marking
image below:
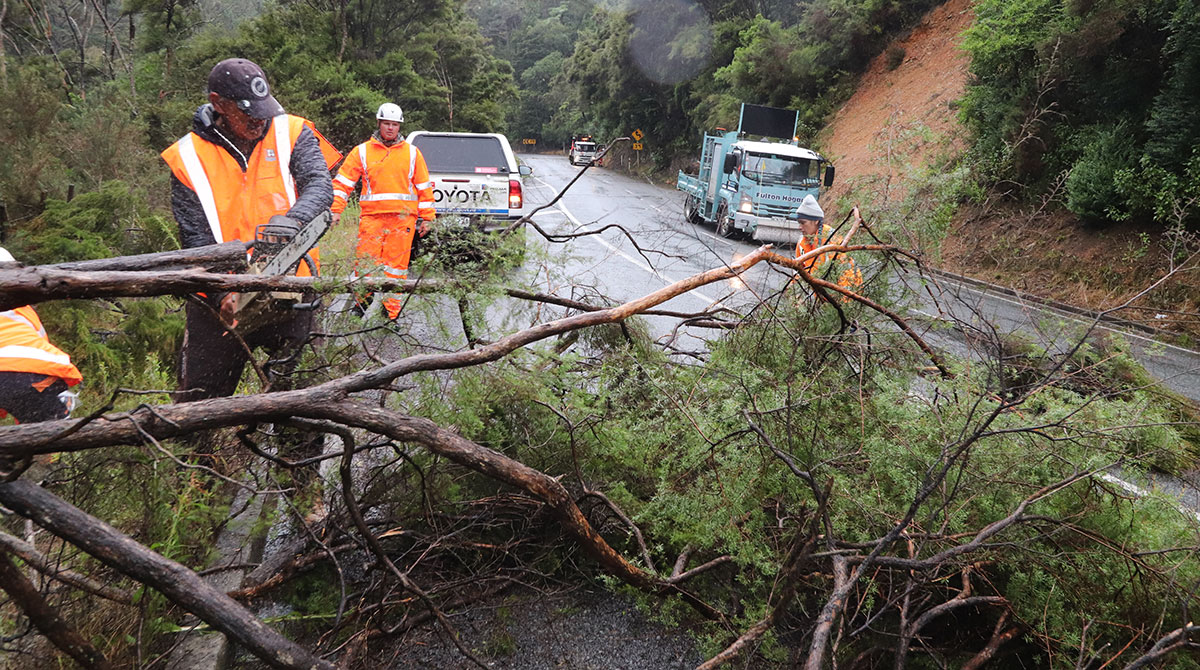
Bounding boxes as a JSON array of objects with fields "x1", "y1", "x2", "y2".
[
  {"x1": 1098, "y1": 472, "x2": 1200, "y2": 523},
  {"x1": 533, "y1": 176, "x2": 719, "y2": 308}
]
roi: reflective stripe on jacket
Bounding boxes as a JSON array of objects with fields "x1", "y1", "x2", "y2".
[
  {"x1": 331, "y1": 137, "x2": 435, "y2": 221},
  {"x1": 0, "y1": 305, "x2": 82, "y2": 384},
  {"x1": 161, "y1": 114, "x2": 319, "y2": 275}
]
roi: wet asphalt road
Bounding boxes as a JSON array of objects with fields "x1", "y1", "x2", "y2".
[{"x1": 518, "y1": 153, "x2": 1200, "y2": 400}]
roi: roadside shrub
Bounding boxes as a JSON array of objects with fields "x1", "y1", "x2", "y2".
[
  {"x1": 1114, "y1": 153, "x2": 1200, "y2": 228},
  {"x1": 1065, "y1": 124, "x2": 1139, "y2": 223},
  {"x1": 6, "y1": 180, "x2": 182, "y2": 405}
]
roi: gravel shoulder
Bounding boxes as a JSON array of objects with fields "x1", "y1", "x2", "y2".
[{"x1": 377, "y1": 586, "x2": 703, "y2": 670}]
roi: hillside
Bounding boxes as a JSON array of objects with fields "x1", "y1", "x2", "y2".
[
  {"x1": 820, "y1": 0, "x2": 1200, "y2": 339},
  {"x1": 820, "y1": 0, "x2": 973, "y2": 204}
]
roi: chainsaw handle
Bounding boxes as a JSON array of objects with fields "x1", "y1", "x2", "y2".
[
  {"x1": 299, "y1": 252, "x2": 318, "y2": 277},
  {"x1": 292, "y1": 297, "x2": 322, "y2": 311}
]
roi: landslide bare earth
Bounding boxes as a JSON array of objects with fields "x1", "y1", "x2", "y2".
[{"x1": 820, "y1": 0, "x2": 1200, "y2": 339}]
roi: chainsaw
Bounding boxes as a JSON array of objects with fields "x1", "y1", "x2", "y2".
[{"x1": 234, "y1": 211, "x2": 332, "y2": 333}]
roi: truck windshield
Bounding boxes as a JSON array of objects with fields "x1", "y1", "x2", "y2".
[
  {"x1": 741, "y1": 153, "x2": 818, "y2": 187},
  {"x1": 574, "y1": 143, "x2": 597, "y2": 151}
]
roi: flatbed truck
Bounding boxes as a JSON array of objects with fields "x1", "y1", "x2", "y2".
[{"x1": 676, "y1": 103, "x2": 834, "y2": 244}]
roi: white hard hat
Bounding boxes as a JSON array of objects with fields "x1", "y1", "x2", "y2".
[
  {"x1": 0, "y1": 247, "x2": 13, "y2": 263},
  {"x1": 795, "y1": 194, "x2": 824, "y2": 222},
  {"x1": 376, "y1": 103, "x2": 404, "y2": 122}
]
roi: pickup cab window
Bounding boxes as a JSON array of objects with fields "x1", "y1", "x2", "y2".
[{"x1": 410, "y1": 135, "x2": 509, "y2": 173}]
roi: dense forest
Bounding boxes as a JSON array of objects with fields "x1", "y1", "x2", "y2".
[
  {"x1": 2, "y1": 1, "x2": 1200, "y2": 669},
  {"x1": 2, "y1": 0, "x2": 1198, "y2": 227}
]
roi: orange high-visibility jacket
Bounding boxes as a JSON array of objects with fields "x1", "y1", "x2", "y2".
[
  {"x1": 332, "y1": 137, "x2": 435, "y2": 221},
  {"x1": 161, "y1": 114, "x2": 319, "y2": 275},
  {"x1": 796, "y1": 223, "x2": 863, "y2": 292},
  {"x1": 0, "y1": 305, "x2": 82, "y2": 385}
]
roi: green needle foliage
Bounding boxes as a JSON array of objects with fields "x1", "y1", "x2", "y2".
[{"x1": 402, "y1": 271, "x2": 1200, "y2": 666}]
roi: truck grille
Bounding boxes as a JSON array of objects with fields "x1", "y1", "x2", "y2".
[{"x1": 754, "y1": 202, "x2": 795, "y2": 219}]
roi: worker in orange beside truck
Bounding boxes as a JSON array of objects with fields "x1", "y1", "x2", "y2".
[{"x1": 794, "y1": 195, "x2": 862, "y2": 300}]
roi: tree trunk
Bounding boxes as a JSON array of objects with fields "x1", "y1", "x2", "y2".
[
  {"x1": 0, "y1": 480, "x2": 335, "y2": 670},
  {"x1": 0, "y1": 550, "x2": 114, "y2": 669}
]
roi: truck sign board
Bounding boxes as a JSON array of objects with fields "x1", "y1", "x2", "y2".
[{"x1": 738, "y1": 103, "x2": 799, "y2": 140}]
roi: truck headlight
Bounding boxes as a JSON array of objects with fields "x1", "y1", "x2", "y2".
[{"x1": 739, "y1": 198, "x2": 752, "y2": 214}]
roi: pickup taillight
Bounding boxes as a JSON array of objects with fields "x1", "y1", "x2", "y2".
[{"x1": 509, "y1": 179, "x2": 523, "y2": 209}]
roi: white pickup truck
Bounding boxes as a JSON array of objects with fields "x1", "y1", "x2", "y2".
[{"x1": 406, "y1": 131, "x2": 533, "y2": 231}]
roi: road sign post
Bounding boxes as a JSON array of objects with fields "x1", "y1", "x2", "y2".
[{"x1": 630, "y1": 130, "x2": 646, "y2": 167}]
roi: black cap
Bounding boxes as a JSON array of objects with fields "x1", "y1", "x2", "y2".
[{"x1": 207, "y1": 58, "x2": 283, "y2": 120}]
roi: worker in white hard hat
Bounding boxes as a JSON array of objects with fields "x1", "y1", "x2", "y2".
[
  {"x1": 793, "y1": 194, "x2": 862, "y2": 299},
  {"x1": 331, "y1": 102, "x2": 435, "y2": 320}
]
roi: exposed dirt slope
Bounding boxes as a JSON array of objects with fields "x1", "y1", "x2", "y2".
[
  {"x1": 818, "y1": 0, "x2": 1199, "y2": 337},
  {"x1": 820, "y1": 0, "x2": 974, "y2": 204}
]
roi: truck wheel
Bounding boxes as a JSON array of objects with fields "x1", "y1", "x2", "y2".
[
  {"x1": 715, "y1": 203, "x2": 736, "y2": 238},
  {"x1": 684, "y1": 195, "x2": 702, "y2": 224}
]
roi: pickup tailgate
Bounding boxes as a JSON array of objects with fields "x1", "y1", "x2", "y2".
[
  {"x1": 410, "y1": 134, "x2": 513, "y2": 217},
  {"x1": 432, "y1": 173, "x2": 510, "y2": 216}
]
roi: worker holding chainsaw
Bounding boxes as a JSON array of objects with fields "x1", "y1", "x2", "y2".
[
  {"x1": 0, "y1": 247, "x2": 82, "y2": 423},
  {"x1": 794, "y1": 195, "x2": 863, "y2": 300},
  {"x1": 161, "y1": 58, "x2": 335, "y2": 401},
  {"x1": 331, "y1": 102, "x2": 435, "y2": 320}
]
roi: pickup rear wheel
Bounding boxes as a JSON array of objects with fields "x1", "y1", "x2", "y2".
[
  {"x1": 684, "y1": 194, "x2": 702, "y2": 224},
  {"x1": 715, "y1": 202, "x2": 736, "y2": 238}
]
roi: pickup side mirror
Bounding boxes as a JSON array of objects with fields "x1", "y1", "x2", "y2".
[
  {"x1": 722, "y1": 151, "x2": 738, "y2": 174},
  {"x1": 823, "y1": 165, "x2": 836, "y2": 188},
  {"x1": 519, "y1": 165, "x2": 533, "y2": 176}
]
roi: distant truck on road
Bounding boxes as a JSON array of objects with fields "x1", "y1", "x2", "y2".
[
  {"x1": 676, "y1": 103, "x2": 834, "y2": 244},
  {"x1": 569, "y1": 135, "x2": 601, "y2": 166}
]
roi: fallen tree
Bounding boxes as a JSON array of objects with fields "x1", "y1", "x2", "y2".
[{"x1": 0, "y1": 211, "x2": 1196, "y2": 670}]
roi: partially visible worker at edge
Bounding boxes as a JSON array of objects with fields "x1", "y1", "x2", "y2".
[
  {"x1": 160, "y1": 57, "x2": 335, "y2": 401},
  {"x1": 0, "y1": 247, "x2": 82, "y2": 423},
  {"x1": 794, "y1": 194, "x2": 863, "y2": 299},
  {"x1": 331, "y1": 103, "x2": 435, "y2": 321}
]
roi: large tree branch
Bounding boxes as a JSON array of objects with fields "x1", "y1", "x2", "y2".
[
  {"x1": 0, "y1": 481, "x2": 335, "y2": 670},
  {"x1": 0, "y1": 248, "x2": 778, "y2": 456},
  {"x1": 0, "y1": 550, "x2": 114, "y2": 670},
  {"x1": 0, "y1": 267, "x2": 442, "y2": 310}
]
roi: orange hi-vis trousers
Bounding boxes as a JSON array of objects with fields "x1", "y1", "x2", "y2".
[{"x1": 356, "y1": 212, "x2": 418, "y2": 320}]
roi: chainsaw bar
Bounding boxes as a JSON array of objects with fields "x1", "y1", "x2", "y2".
[{"x1": 260, "y1": 211, "x2": 333, "y2": 277}]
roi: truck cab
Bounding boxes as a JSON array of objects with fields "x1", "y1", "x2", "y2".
[
  {"x1": 569, "y1": 135, "x2": 600, "y2": 166},
  {"x1": 726, "y1": 139, "x2": 831, "y2": 242}
]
